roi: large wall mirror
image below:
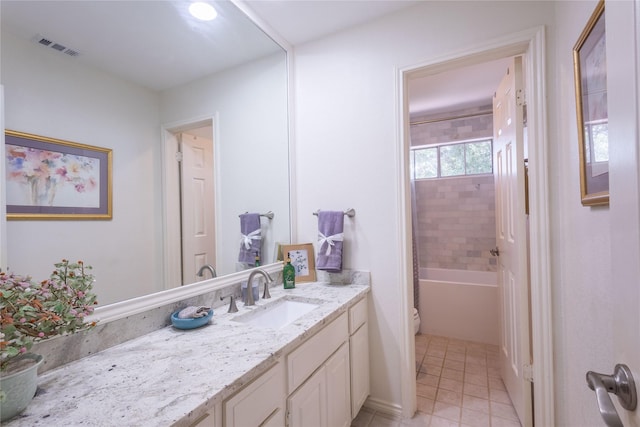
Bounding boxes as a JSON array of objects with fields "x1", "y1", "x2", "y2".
[{"x1": 0, "y1": 1, "x2": 291, "y2": 306}]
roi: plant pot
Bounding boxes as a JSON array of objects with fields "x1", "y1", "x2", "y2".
[{"x1": 0, "y1": 353, "x2": 44, "y2": 422}]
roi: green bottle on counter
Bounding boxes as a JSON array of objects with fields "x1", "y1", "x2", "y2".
[{"x1": 283, "y1": 252, "x2": 295, "y2": 289}]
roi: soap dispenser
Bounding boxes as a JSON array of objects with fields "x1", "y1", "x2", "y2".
[{"x1": 283, "y1": 252, "x2": 295, "y2": 289}]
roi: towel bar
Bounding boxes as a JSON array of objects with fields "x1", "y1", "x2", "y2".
[
  {"x1": 313, "y1": 208, "x2": 356, "y2": 218},
  {"x1": 239, "y1": 211, "x2": 274, "y2": 219}
]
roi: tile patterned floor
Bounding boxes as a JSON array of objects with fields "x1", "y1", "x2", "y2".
[{"x1": 351, "y1": 335, "x2": 522, "y2": 427}]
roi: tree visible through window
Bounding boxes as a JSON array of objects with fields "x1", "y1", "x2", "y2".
[{"x1": 411, "y1": 139, "x2": 493, "y2": 179}]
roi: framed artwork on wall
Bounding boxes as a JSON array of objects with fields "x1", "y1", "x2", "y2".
[
  {"x1": 573, "y1": 0, "x2": 609, "y2": 206},
  {"x1": 281, "y1": 243, "x2": 316, "y2": 283},
  {"x1": 5, "y1": 130, "x2": 113, "y2": 219}
]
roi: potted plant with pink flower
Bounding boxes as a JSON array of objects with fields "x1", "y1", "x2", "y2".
[{"x1": 0, "y1": 259, "x2": 98, "y2": 421}]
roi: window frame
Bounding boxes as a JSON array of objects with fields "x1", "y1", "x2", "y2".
[{"x1": 410, "y1": 137, "x2": 493, "y2": 180}]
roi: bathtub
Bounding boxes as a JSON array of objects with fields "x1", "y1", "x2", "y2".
[{"x1": 418, "y1": 268, "x2": 499, "y2": 345}]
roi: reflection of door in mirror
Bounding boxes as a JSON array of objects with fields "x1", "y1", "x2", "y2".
[
  {"x1": 162, "y1": 122, "x2": 217, "y2": 289},
  {"x1": 179, "y1": 127, "x2": 216, "y2": 286}
]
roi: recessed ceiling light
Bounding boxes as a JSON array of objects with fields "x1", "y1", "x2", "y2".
[{"x1": 189, "y1": 2, "x2": 217, "y2": 21}]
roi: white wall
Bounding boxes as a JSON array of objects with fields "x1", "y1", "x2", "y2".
[
  {"x1": 292, "y1": 1, "x2": 622, "y2": 424},
  {"x1": 160, "y1": 52, "x2": 290, "y2": 275},
  {"x1": 292, "y1": 0, "x2": 555, "y2": 415},
  {"x1": 2, "y1": 33, "x2": 163, "y2": 305}
]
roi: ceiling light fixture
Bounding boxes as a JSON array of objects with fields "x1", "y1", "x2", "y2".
[{"x1": 189, "y1": 2, "x2": 217, "y2": 21}]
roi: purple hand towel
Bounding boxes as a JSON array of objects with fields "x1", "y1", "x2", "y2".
[
  {"x1": 238, "y1": 213, "x2": 262, "y2": 264},
  {"x1": 316, "y1": 211, "x2": 344, "y2": 272}
]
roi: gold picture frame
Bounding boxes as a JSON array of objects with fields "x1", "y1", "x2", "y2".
[
  {"x1": 573, "y1": 0, "x2": 609, "y2": 206},
  {"x1": 5, "y1": 130, "x2": 113, "y2": 219},
  {"x1": 281, "y1": 243, "x2": 316, "y2": 283}
]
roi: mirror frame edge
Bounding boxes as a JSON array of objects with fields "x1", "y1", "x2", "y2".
[
  {"x1": 88, "y1": 261, "x2": 284, "y2": 324},
  {"x1": 231, "y1": 2, "x2": 297, "y2": 247},
  {"x1": 0, "y1": 85, "x2": 6, "y2": 271}
]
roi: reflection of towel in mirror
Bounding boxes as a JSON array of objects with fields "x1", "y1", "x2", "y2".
[
  {"x1": 238, "y1": 213, "x2": 262, "y2": 264},
  {"x1": 316, "y1": 210, "x2": 344, "y2": 272},
  {"x1": 178, "y1": 306, "x2": 211, "y2": 319}
]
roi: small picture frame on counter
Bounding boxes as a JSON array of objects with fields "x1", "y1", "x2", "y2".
[{"x1": 281, "y1": 243, "x2": 316, "y2": 283}]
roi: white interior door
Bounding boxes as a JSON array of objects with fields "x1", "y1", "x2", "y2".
[
  {"x1": 493, "y1": 56, "x2": 532, "y2": 426},
  {"x1": 602, "y1": 2, "x2": 640, "y2": 426},
  {"x1": 180, "y1": 132, "x2": 216, "y2": 284}
]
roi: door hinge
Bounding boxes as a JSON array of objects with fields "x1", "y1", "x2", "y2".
[
  {"x1": 175, "y1": 151, "x2": 183, "y2": 162},
  {"x1": 523, "y1": 363, "x2": 534, "y2": 382},
  {"x1": 516, "y1": 88, "x2": 525, "y2": 107}
]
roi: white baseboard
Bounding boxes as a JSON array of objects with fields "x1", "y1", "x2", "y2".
[{"x1": 362, "y1": 396, "x2": 406, "y2": 419}]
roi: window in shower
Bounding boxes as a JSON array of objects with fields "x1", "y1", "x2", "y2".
[{"x1": 410, "y1": 138, "x2": 493, "y2": 179}]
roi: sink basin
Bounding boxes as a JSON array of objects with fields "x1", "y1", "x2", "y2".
[{"x1": 232, "y1": 297, "x2": 322, "y2": 329}]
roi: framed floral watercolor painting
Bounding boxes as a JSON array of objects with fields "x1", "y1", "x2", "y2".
[{"x1": 5, "y1": 130, "x2": 112, "y2": 219}]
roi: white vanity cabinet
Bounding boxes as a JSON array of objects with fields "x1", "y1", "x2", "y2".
[
  {"x1": 286, "y1": 312, "x2": 351, "y2": 427},
  {"x1": 287, "y1": 342, "x2": 351, "y2": 427},
  {"x1": 221, "y1": 295, "x2": 369, "y2": 427},
  {"x1": 189, "y1": 411, "x2": 216, "y2": 427},
  {"x1": 349, "y1": 295, "x2": 370, "y2": 417},
  {"x1": 223, "y1": 361, "x2": 285, "y2": 427}
]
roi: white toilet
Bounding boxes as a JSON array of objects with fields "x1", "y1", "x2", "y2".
[{"x1": 413, "y1": 308, "x2": 421, "y2": 335}]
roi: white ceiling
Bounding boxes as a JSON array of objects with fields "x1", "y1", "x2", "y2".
[
  {"x1": 407, "y1": 58, "x2": 511, "y2": 116},
  {"x1": 1, "y1": 0, "x2": 508, "y2": 116},
  {"x1": 243, "y1": 0, "x2": 509, "y2": 116},
  {"x1": 244, "y1": 0, "x2": 421, "y2": 45},
  {"x1": 0, "y1": 0, "x2": 283, "y2": 91}
]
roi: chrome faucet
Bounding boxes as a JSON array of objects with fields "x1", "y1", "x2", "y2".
[
  {"x1": 197, "y1": 264, "x2": 217, "y2": 279},
  {"x1": 220, "y1": 295, "x2": 238, "y2": 313},
  {"x1": 244, "y1": 269, "x2": 273, "y2": 306}
]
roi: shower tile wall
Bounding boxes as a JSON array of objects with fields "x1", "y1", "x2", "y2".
[
  {"x1": 411, "y1": 105, "x2": 496, "y2": 272},
  {"x1": 410, "y1": 105, "x2": 494, "y2": 146}
]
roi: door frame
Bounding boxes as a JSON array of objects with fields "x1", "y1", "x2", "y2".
[
  {"x1": 161, "y1": 116, "x2": 217, "y2": 289},
  {"x1": 396, "y1": 26, "x2": 554, "y2": 425},
  {"x1": 0, "y1": 86, "x2": 6, "y2": 271}
]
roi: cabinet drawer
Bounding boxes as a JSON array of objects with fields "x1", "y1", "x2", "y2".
[
  {"x1": 224, "y1": 361, "x2": 285, "y2": 426},
  {"x1": 349, "y1": 296, "x2": 368, "y2": 334},
  {"x1": 287, "y1": 312, "x2": 348, "y2": 393}
]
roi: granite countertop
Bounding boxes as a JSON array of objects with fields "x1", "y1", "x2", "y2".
[{"x1": 6, "y1": 282, "x2": 370, "y2": 427}]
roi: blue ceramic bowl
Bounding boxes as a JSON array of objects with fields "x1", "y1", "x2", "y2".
[{"x1": 171, "y1": 309, "x2": 213, "y2": 330}]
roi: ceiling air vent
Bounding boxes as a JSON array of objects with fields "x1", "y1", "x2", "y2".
[{"x1": 33, "y1": 34, "x2": 81, "y2": 58}]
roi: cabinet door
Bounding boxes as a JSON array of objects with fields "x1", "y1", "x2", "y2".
[
  {"x1": 350, "y1": 323, "x2": 370, "y2": 418},
  {"x1": 288, "y1": 366, "x2": 327, "y2": 427},
  {"x1": 326, "y1": 343, "x2": 351, "y2": 427},
  {"x1": 224, "y1": 361, "x2": 285, "y2": 427},
  {"x1": 287, "y1": 312, "x2": 348, "y2": 393},
  {"x1": 260, "y1": 408, "x2": 285, "y2": 427},
  {"x1": 189, "y1": 411, "x2": 216, "y2": 427}
]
